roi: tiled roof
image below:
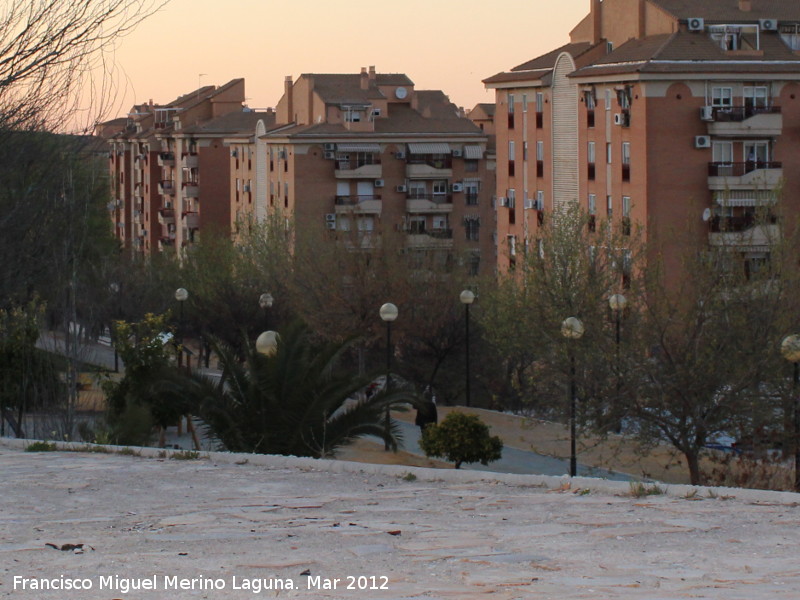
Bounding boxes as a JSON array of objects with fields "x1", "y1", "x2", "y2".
[
  {"x1": 484, "y1": 42, "x2": 602, "y2": 85},
  {"x1": 305, "y1": 73, "x2": 414, "y2": 104},
  {"x1": 571, "y1": 30, "x2": 800, "y2": 78},
  {"x1": 649, "y1": 0, "x2": 800, "y2": 21},
  {"x1": 181, "y1": 110, "x2": 276, "y2": 135}
]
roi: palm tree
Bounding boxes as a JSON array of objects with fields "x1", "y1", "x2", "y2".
[{"x1": 188, "y1": 323, "x2": 417, "y2": 458}]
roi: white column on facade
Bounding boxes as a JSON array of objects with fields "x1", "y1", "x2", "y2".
[
  {"x1": 174, "y1": 137, "x2": 184, "y2": 254},
  {"x1": 551, "y1": 53, "x2": 579, "y2": 213},
  {"x1": 255, "y1": 120, "x2": 267, "y2": 223}
]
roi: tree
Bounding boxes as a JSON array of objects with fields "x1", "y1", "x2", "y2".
[
  {"x1": 419, "y1": 411, "x2": 503, "y2": 469},
  {"x1": 190, "y1": 323, "x2": 420, "y2": 458},
  {"x1": 622, "y1": 217, "x2": 800, "y2": 485}
]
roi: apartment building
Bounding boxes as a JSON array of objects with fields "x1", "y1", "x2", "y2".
[
  {"x1": 108, "y1": 79, "x2": 274, "y2": 255},
  {"x1": 261, "y1": 67, "x2": 495, "y2": 276},
  {"x1": 485, "y1": 0, "x2": 800, "y2": 282}
]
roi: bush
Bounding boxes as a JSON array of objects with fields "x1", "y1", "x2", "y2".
[{"x1": 419, "y1": 412, "x2": 503, "y2": 469}]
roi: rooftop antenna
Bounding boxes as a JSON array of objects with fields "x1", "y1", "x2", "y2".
[{"x1": 197, "y1": 73, "x2": 207, "y2": 98}]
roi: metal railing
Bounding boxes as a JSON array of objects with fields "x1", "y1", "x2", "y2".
[{"x1": 708, "y1": 161, "x2": 782, "y2": 177}]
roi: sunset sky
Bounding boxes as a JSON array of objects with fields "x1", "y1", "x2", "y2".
[{"x1": 106, "y1": 0, "x2": 588, "y2": 118}]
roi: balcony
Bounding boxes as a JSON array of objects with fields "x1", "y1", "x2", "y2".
[
  {"x1": 406, "y1": 157, "x2": 453, "y2": 179},
  {"x1": 182, "y1": 153, "x2": 198, "y2": 168},
  {"x1": 405, "y1": 229, "x2": 454, "y2": 249},
  {"x1": 335, "y1": 158, "x2": 382, "y2": 179},
  {"x1": 184, "y1": 212, "x2": 200, "y2": 229},
  {"x1": 158, "y1": 208, "x2": 175, "y2": 225},
  {"x1": 334, "y1": 195, "x2": 382, "y2": 214},
  {"x1": 183, "y1": 182, "x2": 199, "y2": 198},
  {"x1": 707, "y1": 107, "x2": 783, "y2": 137},
  {"x1": 157, "y1": 152, "x2": 175, "y2": 167},
  {"x1": 406, "y1": 194, "x2": 453, "y2": 213},
  {"x1": 707, "y1": 162, "x2": 783, "y2": 191},
  {"x1": 708, "y1": 219, "x2": 780, "y2": 248},
  {"x1": 158, "y1": 179, "x2": 175, "y2": 195}
]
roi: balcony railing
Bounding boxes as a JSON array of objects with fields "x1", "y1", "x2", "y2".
[
  {"x1": 708, "y1": 161, "x2": 782, "y2": 177},
  {"x1": 335, "y1": 195, "x2": 382, "y2": 205},
  {"x1": 710, "y1": 106, "x2": 781, "y2": 122},
  {"x1": 407, "y1": 157, "x2": 452, "y2": 169},
  {"x1": 157, "y1": 152, "x2": 175, "y2": 167},
  {"x1": 407, "y1": 193, "x2": 452, "y2": 203},
  {"x1": 709, "y1": 214, "x2": 778, "y2": 233},
  {"x1": 336, "y1": 158, "x2": 381, "y2": 170},
  {"x1": 183, "y1": 181, "x2": 199, "y2": 198},
  {"x1": 182, "y1": 153, "x2": 198, "y2": 168},
  {"x1": 158, "y1": 180, "x2": 175, "y2": 195}
]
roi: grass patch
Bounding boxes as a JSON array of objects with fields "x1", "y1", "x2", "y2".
[
  {"x1": 629, "y1": 481, "x2": 665, "y2": 498},
  {"x1": 401, "y1": 472, "x2": 417, "y2": 482},
  {"x1": 170, "y1": 450, "x2": 200, "y2": 460},
  {"x1": 25, "y1": 441, "x2": 57, "y2": 452}
]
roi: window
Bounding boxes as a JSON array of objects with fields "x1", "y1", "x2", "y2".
[
  {"x1": 523, "y1": 142, "x2": 528, "y2": 161},
  {"x1": 409, "y1": 216, "x2": 426, "y2": 234},
  {"x1": 432, "y1": 215, "x2": 448, "y2": 230},
  {"x1": 507, "y1": 188, "x2": 516, "y2": 207},
  {"x1": 744, "y1": 86, "x2": 769, "y2": 110},
  {"x1": 508, "y1": 141, "x2": 515, "y2": 176},
  {"x1": 522, "y1": 94, "x2": 528, "y2": 113},
  {"x1": 465, "y1": 182, "x2": 479, "y2": 205},
  {"x1": 605, "y1": 89, "x2": 612, "y2": 110},
  {"x1": 536, "y1": 141, "x2": 544, "y2": 178},
  {"x1": 465, "y1": 217, "x2": 480, "y2": 241},
  {"x1": 344, "y1": 108, "x2": 362, "y2": 122},
  {"x1": 465, "y1": 160, "x2": 478, "y2": 172},
  {"x1": 606, "y1": 143, "x2": 612, "y2": 164},
  {"x1": 432, "y1": 180, "x2": 448, "y2": 196},
  {"x1": 622, "y1": 196, "x2": 631, "y2": 217},
  {"x1": 588, "y1": 194, "x2": 597, "y2": 215},
  {"x1": 408, "y1": 181, "x2": 426, "y2": 198},
  {"x1": 535, "y1": 92, "x2": 544, "y2": 128},
  {"x1": 588, "y1": 141, "x2": 596, "y2": 180},
  {"x1": 358, "y1": 216, "x2": 374, "y2": 231},
  {"x1": 711, "y1": 87, "x2": 733, "y2": 108},
  {"x1": 622, "y1": 142, "x2": 631, "y2": 181},
  {"x1": 337, "y1": 216, "x2": 351, "y2": 231},
  {"x1": 507, "y1": 93, "x2": 515, "y2": 129},
  {"x1": 607, "y1": 195, "x2": 613, "y2": 218},
  {"x1": 712, "y1": 141, "x2": 734, "y2": 164},
  {"x1": 507, "y1": 235, "x2": 517, "y2": 256}
]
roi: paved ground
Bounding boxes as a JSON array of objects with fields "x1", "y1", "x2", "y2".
[{"x1": 2, "y1": 443, "x2": 800, "y2": 600}]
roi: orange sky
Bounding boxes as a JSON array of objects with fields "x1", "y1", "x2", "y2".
[{"x1": 106, "y1": 0, "x2": 588, "y2": 119}]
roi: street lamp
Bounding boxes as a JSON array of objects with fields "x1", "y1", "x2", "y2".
[
  {"x1": 259, "y1": 293, "x2": 274, "y2": 330},
  {"x1": 781, "y1": 334, "x2": 800, "y2": 492},
  {"x1": 562, "y1": 316, "x2": 585, "y2": 477},
  {"x1": 460, "y1": 289, "x2": 475, "y2": 407},
  {"x1": 379, "y1": 303, "x2": 398, "y2": 451},
  {"x1": 110, "y1": 282, "x2": 121, "y2": 373},
  {"x1": 175, "y1": 287, "x2": 188, "y2": 367},
  {"x1": 608, "y1": 293, "x2": 627, "y2": 431},
  {"x1": 256, "y1": 330, "x2": 280, "y2": 357}
]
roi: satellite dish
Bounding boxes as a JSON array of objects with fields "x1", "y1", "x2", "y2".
[
  {"x1": 395, "y1": 87, "x2": 408, "y2": 99},
  {"x1": 702, "y1": 208, "x2": 711, "y2": 222}
]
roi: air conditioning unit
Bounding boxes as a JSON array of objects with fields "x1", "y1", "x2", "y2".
[
  {"x1": 451, "y1": 183, "x2": 463, "y2": 192},
  {"x1": 374, "y1": 179, "x2": 384, "y2": 188},
  {"x1": 524, "y1": 199, "x2": 534, "y2": 210},
  {"x1": 243, "y1": 183, "x2": 251, "y2": 192},
  {"x1": 687, "y1": 17, "x2": 704, "y2": 31},
  {"x1": 325, "y1": 221, "x2": 336, "y2": 230},
  {"x1": 452, "y1": 149, "x2": 463, "y2": 158},
  {"x1": 395, "y1": 151, "x2": 406, "y2": 159},
  {"x1": 325, "y1": 213, "x2": 336, "y2": 222},
  {"x1": 324, "y1": 143, "x2": 336, "y2": 151},
  {"x1": 230, "y1": 149, "x2": 238, "y2": 158},
  {"x1": 760, "y1": 18, "x2": 778, "y2": 31},
  {"x1": 700, "y1": 106, "x2": 715, "y2": 121},
  {"x1": 324, "y1": 151, "x2": 335, "y2": 160},
  {"x1": 695, "y1": 135, "x2": 711, "y2": 149},
  {"x1": 498, "y1": 197, "x2": 508, "y2": 207},
  {"x1": 614, "y1": 113, "x2": 624, "y2": 125},
  {"x1": 396, "y1": 184, "x2": 408, "y2": 193}
]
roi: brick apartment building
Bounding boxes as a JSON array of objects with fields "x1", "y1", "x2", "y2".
[
  {"x1": 260, "y1": 67, "x2": 495, "y2": 276},
  {"x1": 484, "y1": 0, "x2": 800, "y2": 282},
  {"x1": 108, "y1": 79, "x2": 275, "y2": 255}
]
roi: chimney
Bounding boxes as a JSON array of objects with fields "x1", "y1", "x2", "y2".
[
  {"x1": 360, "y1": 67, "x2": 369, "y2": 90},
  {"x1": 591, "y1": 0, "x2": 603, "y2": 45},
  {"x1": 368, "y1": 65, "x2": 376, "y2": 82},
  {"x1": 638, "y1": 0, "x2": 646, "y2": 38},
  {"x1": 284, "y1": 75, "x2": 293, "y2": 123},
  {"x1": 739, "y1": 0, "x2": 751, "y2": 11}
]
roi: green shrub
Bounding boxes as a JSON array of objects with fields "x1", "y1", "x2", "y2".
[
  {"x1": 419, "y1": 412, "x2": 503, "y2": 469},
  {"x1": 25, "y1": 441, "x2": 56, "y2": 452}
]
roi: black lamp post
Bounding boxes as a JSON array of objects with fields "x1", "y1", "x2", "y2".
[
  {"x1": 781, "y1": 334, "x2": 800, "y2": 492},
  {"x1": 380, "y1": 302, "x2": 398, "y2": 451},
  {"x1": 608, "y1": 293, "x2": 627, "y2": 431},
  {"x1": 562, "y1": 316, "x2": 585, "y2": 477},
  {"x1": 460, "y1": 289, "x2": 475, "y2": 407},
  {"x1": 258, "y1": 292, "x2": 274, "y2": 330},
  {"x1": 175, "y1": 287, "x2": 188, "y2": 368}
]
